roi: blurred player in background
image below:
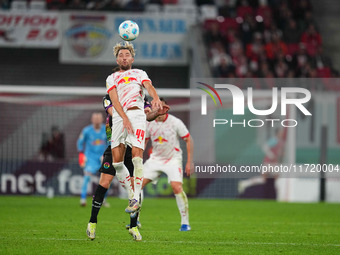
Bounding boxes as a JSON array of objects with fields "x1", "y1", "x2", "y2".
[
  {"x1": 106, "y1": 41, "x2": 162, "y2": 217},
  {"x1": 262, "y1": 129, "x2": 285, "y2": 167},
  {"x1": 142, "y1": 98, "x2": 194, "y2": 231},
  {"x1": 38, "y1": 125, "x2": 65, "y2": 161},
  {"x1": 86, "y1": 93, "x2": 169, "y2": 241},
  {"x1": 77, "y1": 112, "x2": 107, "y2": 206},
  {"x1": 238, "y1": 128, "x2": 285, "y2": 196}
]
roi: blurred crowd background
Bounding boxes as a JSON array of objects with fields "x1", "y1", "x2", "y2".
[{"x1": 1, "y1": 0, "x2": 338, "y2": 82}]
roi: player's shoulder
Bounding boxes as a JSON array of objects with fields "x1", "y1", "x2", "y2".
[
  {"x1": 83, "y1": 125, "x2": 93, "y2": 133},
  {"x1": 167, "y1": 114, "x2": 180, "y2": 122},
  {"x1": 106, "y1": 73, "x2": 115, "y2": 82},
  {"x1": 108, "y1": 70, "x2": 123, "y2": 79},
  {"x1": 168, "y1": 114, "x2": 187, "y2": 127},
  {"x1": 131, "y1": 68, "x2": 144, "y2": 72},
  {"x1": 131, "y1": 68, "x2": 146, "y2": 74}
]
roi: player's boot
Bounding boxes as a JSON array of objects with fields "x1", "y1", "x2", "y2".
[
  {"x1": 80, "y1": 198, "x2": 86, "y2": 207},
  {"x1": 237, "y1": 180, "x2": 246, "y2": 194},
  {"x1": 125, "y1": 221, "x2": 142, "y2": 229},
  {"x1": 86, "y1": 222, "x2": 96, "y2": 240},
  {"x1": 125, "y1": 199, "x2": 140, "y2": 213},
  {"x1": 129, "y1": 227, "x2": 142, "y2": 241},
  {"x1": 130, "y1": 207, "x2": 141, "y2": 218},
  {"x1": 180, "y1": 224, "x2": 191, "y2": 231},
  {"x1": 102, "y1": 199, "x2": 110, "y2": 208}
]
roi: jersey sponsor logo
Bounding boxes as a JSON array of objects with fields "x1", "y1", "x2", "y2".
[
  {"x1": 117, "y1": 76, "x2": 137, "y2": 86},
  {"x1": 92, "y1": 139, "x2": 106, "y2": 146},
  {"x1": 154, "y1": 136, "x2": 168, "y2": 144}
]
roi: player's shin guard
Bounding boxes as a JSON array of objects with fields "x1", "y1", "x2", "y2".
[
  {"x1": 81, "y1": 175, "x2": 90, "y2": 200},
  {"x1": 113, "y1": 161, "x2": 134, "y2": 200},
  {"x1": 89, "y1": 185, "x2": 107, "y2": 223},
  {"x1": 132, "y1": 157, "x2": 143, "y2": 201},
  {"x1": 139, "y1": 190, "x2": 144, "y2": 206},
  {"x1": 175, "y1": 191, "x2": 189, "y2": 225},
  {"x1": 130, "y1": 191, "x2": 143, "y2": 217},
  {"x1": 132, "y1": 191, "x2": 143, "y2": 225},
  {"x1": 130, "y1": 212, "x2": 139, "y2": 228}
]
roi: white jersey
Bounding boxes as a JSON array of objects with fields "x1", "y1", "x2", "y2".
[
  {"x1": 106, "y1": 69, "x2": 151, "y2": 112},
  {"x1": 146, "y1": 114, "x2": 189, "y2": 163}
]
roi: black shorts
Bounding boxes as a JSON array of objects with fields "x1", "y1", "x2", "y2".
[{"x1": 99, "y1": 146, "x2": 134, "y2": 176}]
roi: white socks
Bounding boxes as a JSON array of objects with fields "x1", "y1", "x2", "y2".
[
  {"x1": 113, "y1": 161, "x2": 134, "y2": 200},
  {"x1": 132, "y1": 157, "x2": 143, "y2": 201},
  {"x1": 175, "y1": 191, "x2": 189, "y2": 225}
]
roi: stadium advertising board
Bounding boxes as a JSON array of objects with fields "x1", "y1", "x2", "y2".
[
  {"x1": 0, "y1": 162, "x2": 89, "y2": 196},
  {"x1": 0, "y1": 161, "x2": 196, "y2": 197},
  {"x1": 60, "y1": 12, "x2": 194, "y2": 65},
  {"x1": 0, "y1": 11, "x2": 60, "y2": 48}
]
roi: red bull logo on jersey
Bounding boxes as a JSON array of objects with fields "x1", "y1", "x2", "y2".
[
  {"x1": 117, "y1": 77, "x2": 137, "y2": 86},
  {"x1": 154, "y1": 136, "x2": 168, "y2": 144}
]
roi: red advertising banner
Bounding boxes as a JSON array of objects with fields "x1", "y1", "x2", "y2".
[{"x1": 0, "y1": 11, "x2": 60, "y2": 48}]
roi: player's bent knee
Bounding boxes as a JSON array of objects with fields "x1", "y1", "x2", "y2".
[
  {"x1": 112, "y1": 161, "x2": 124, "y2": 172},
  {"x1": 99, "y1": 181, "x2": 110, "y2": 189},
  {"x1": 173, "y1": 187, "x2": 183, "y2": 194},
  {"x1": 99, "y1": 174, "x2": 113, "y2": 189},
  {"x1": 142, "y1": 178, "x2": 151, "y2": 188},
  {"x1": 132, "y1": 147, "x2": 144, "y2": 158},
  {"x1": 171, "y1": 182, "x2": 183, "y2": 194},
  {"x1": 99, "y1": 180, "x2": 111, "y2": 189}
]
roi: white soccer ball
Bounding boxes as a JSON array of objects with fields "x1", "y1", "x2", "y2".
[{"x1": 118, "y1": 20, "x2": 139, "y2": 41}]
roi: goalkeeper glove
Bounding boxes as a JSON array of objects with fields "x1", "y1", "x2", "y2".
[{"x1": 78, "y1": 152, "x2": 86, "y2": 168}]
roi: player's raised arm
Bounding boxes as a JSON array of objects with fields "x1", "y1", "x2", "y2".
[
  {"x1": 146, "y1": 104, "x2": 170, "y2": 122},
  {"x1": 143, "y1": 80, "x2": 162, "y2": 110},
  {"x1": 108, "y1": 88, "x2": 133, "y2": 134}
]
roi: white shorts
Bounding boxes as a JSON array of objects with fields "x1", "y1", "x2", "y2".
[
  {"x1": 144, "y1": 157, "x2": 183, "y2": 184},
  {"x1": 111, "y1": 109, "x2": 146, "y2": 150}
]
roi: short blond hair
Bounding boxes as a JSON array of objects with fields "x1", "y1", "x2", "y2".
[{"x1": 113, "y1": 41, "x2": 136, "y2": 58}]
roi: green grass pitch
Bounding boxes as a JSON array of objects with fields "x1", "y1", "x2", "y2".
[{"x1": 0, "y1": 196, "x2": 339, "y2": 254}]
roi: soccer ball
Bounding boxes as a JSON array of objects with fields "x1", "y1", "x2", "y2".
[{"x1": 118, "y1": 20, "x2": 139, "y2": 41}]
